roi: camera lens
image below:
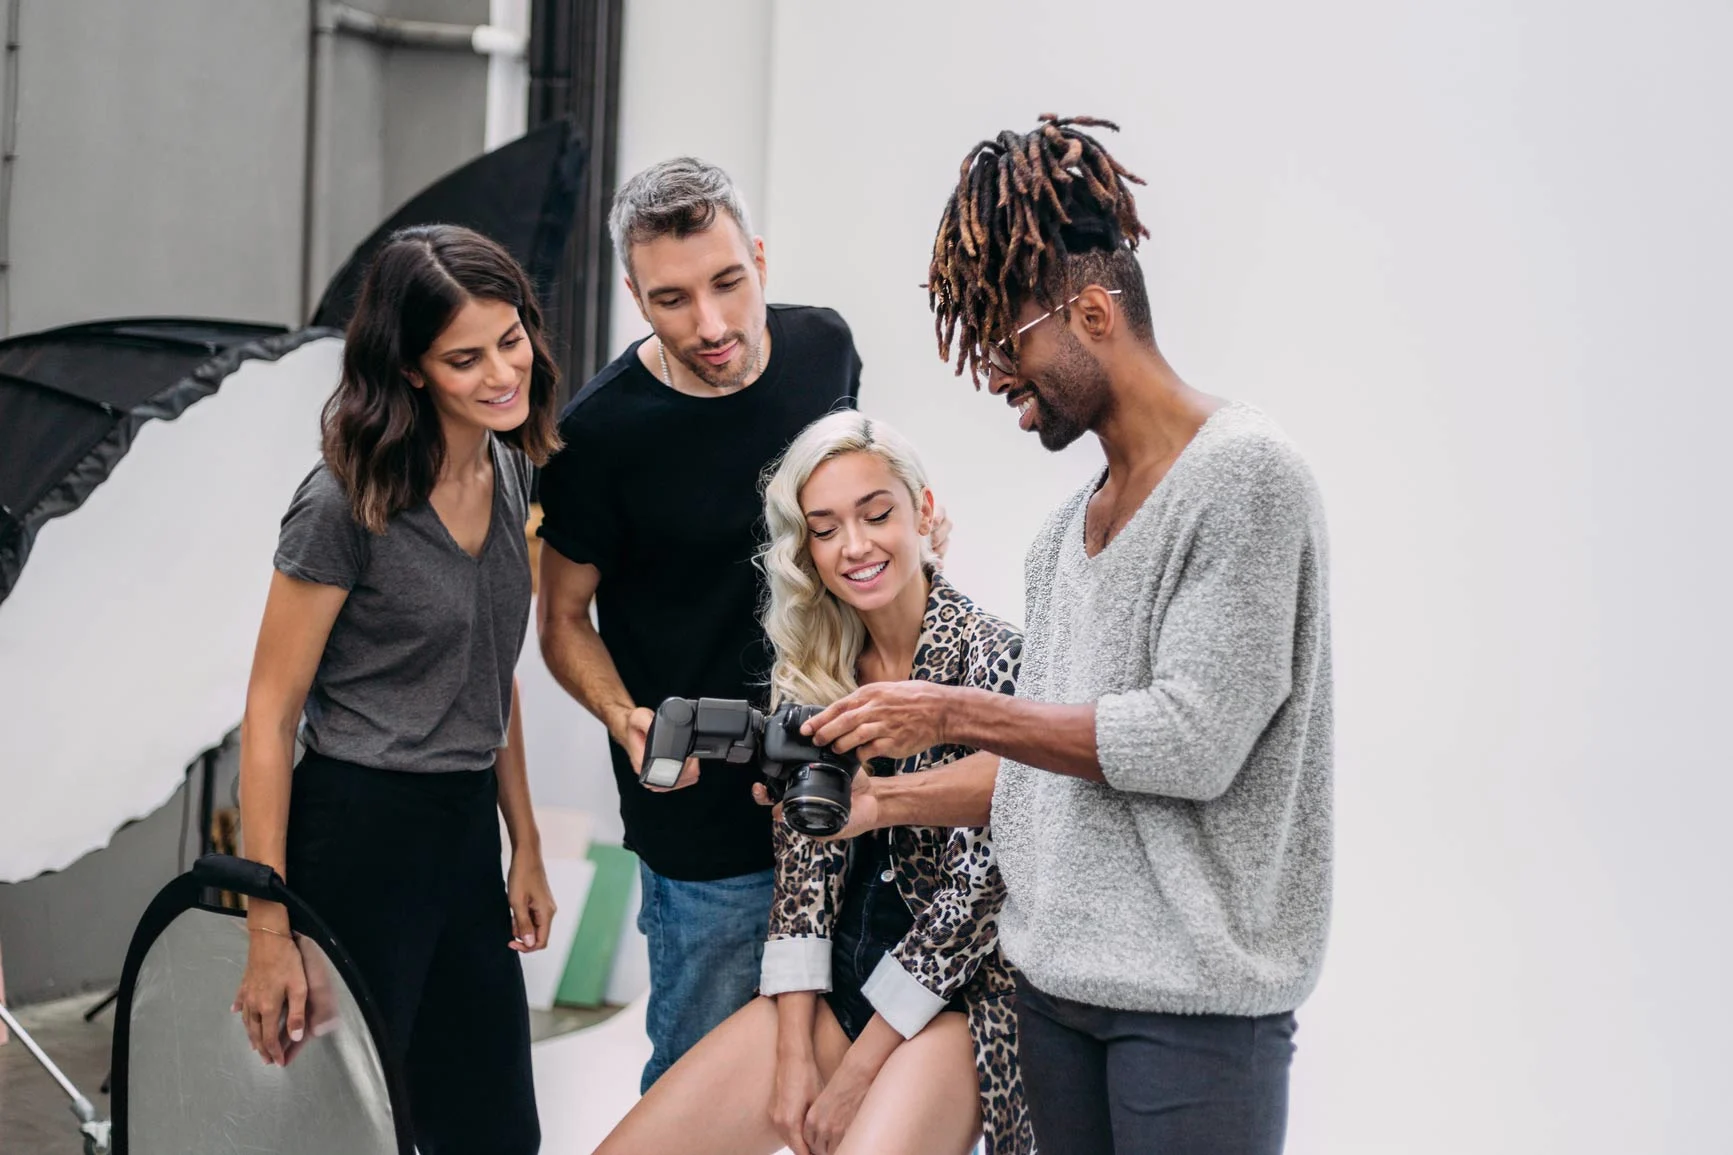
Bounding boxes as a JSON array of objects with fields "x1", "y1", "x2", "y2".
[{"x1": 780, "y1": 762, "x2": 851, "y2": 838}]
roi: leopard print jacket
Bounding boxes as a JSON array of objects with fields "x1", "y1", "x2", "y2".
[{"x1": 765, "y1": 573, "x2": 1033, "y2": 1155}]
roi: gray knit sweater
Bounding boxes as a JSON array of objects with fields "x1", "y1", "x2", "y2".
[{"x1": 991, "y1": 402, "x2": 1333, "y2": 1016}]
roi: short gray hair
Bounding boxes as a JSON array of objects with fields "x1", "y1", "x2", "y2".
[{"x1": 608, "y1": 157, "x2": 755, "y2": 282}]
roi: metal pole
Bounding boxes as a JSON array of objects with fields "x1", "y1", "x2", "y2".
[
  {"x1": 0, "y1": 1002, "x2": 104, "y2": 1131},
  {"x1": 0, "y1": 0, "x2": 22, "y2": 338},
  {"x1": 324, "y1": 2, "x2": 528, "y2": 54}
]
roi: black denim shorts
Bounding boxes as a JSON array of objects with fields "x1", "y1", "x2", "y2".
[{"x1": 824, "y1": 828, "x2": 965, "y2": 1039}]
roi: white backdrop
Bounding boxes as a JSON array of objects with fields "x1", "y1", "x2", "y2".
[
  {"x1": 600, "y1": 1, "x2": 1733, "y2": 1151},
  {"x1": 0, "y1": 339, "x2": 342, "y2": 882}
]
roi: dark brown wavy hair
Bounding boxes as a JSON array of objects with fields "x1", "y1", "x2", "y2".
[{"x1": 321, "y1": 224, "x2": 562, "y2": 533}]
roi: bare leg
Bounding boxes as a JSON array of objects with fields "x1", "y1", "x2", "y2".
[
  {"x1": 835, "y1": 1011, "x2": 980, "y2": 1155},
  {"x1": 593, "y1": 996, "x2": 852, "y2": 1155}
]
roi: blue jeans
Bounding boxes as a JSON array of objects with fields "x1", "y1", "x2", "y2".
[{"x1": 635, "y1": 861, "x2": 774, "y2": 1093}]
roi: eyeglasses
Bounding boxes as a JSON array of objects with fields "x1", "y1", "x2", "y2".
[{"x1": 981, "y1": 289, "x2": 1122, "y2": 376}]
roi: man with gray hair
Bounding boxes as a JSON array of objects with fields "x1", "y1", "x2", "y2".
[{"x1": 534, "y1": 158, "x2": 870, "y2": 1090}]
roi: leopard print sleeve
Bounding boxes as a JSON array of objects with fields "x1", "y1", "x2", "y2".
[
  {"x1": 863, "y1": 615, "x2": 1024, "y2": 1037},
  {"x1": 759, "y1": 815, "x2": 848, "y2": 995}
]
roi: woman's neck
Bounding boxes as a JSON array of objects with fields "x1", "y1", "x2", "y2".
[
  {"x1": 856, "y1": 569, "x2": 930, "y2": 684},
  {"x1": 439, "y1": 417, "x2": 492, "y2": 483}
]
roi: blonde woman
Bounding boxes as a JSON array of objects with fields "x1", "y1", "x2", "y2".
[{"x1": 593, "y1": 412, "x2": 1031, "y2": 1155}]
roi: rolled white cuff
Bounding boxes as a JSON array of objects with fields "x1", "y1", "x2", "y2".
[
  {"x1": 861, "y1": 953, "x2": 948, "y2": 1039},
  {"x1": 760, "y1": 936, "x2": 832, "y2": 995}
]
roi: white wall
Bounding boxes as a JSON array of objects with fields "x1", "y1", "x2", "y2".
[
  {"x1": 607, "y1": 0, "x2": 776, "y2": 352},
  {"x1": 750, "y1": 2, "x2": 1732, "y2": 1152}
]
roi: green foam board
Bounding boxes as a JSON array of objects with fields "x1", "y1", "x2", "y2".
[{"x1": 555, "y1": 842, "x2": 637, "y2": 1007}]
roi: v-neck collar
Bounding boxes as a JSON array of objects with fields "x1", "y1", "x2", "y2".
[
  {"x1": 908, "y1": 570, "x2": 972, "y2": 688},
  {"x1": 429, "y1": 433, "x2": 502, "y2": 562},
  {"x1": 1078, "y1": 402, "x2": 1239, "y2": 563}
]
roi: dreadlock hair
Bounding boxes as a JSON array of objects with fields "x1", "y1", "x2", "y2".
[{"x1": 927, "y1": 115, "x2": 1153, "y2": 384}]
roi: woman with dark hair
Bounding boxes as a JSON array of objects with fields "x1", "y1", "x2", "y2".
[{"x1": 231, "y1": 224, "x2": 561, "y2": 1153}]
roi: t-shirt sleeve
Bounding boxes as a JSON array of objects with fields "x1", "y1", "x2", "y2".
[
  {"x1": 274, "y1": 465, "x2": 368, "y2": 589},
  {"x1": 535, "y1": 429, "x2": 620, "y2": 573}
]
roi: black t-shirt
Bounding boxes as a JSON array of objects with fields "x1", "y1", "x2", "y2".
[{"x1": 537, "y1": 304, "x2": 861, "y2": 880}]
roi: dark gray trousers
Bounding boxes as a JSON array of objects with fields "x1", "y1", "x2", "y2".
[{"x1": 1015, "y1": 977, "x2": 1296, "y2": 1154}]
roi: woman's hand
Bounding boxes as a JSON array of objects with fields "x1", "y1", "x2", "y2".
[
  {"x1": 771, "y1": 1051, "x2": 824, "y2": 1155},
  {"x1": 231, "y1": 928, "x2": 308, "y2": 1066},
  {"x1": 753, "y1": 769, "x2": 883, "y2": 842},
  {"x1": 803, "y1": 1062, "x2": 873, "y2": 1155},
  {"x1": 507, "y1": 847, "x2": 557, "y2": 952}
]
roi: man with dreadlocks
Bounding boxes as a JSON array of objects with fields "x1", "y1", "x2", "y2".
[{"x1": 800, "y1": 116, "x2": 1334, "y2": 1153}]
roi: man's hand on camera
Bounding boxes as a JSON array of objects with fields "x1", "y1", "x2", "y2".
[
  {"x1": 753, "y1": 769, "x2": 882, "y2": 841},
  {"x1": 620, "y1": 705, "x2": 701, "y2": 791},
  {"x1": 799, "y1": 680, "x2": 959, "y2": 760}
]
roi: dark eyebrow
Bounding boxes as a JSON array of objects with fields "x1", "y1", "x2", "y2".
[
  {"x1": 645, "y1": 264, "x2": 748, "y2": 299},
  {"x1": 437, "y1": 319, "x2": 524, "y2": 359},
  {"x1": 804, "y1": 490, "x2": 893, "y2": 519}
]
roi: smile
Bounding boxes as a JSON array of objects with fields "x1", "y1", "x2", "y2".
[
  {"x1": 481, "y1": 388, "x2": 520, "y2": 407},
  {"x1": 843, "y1": 561, "x2": 888, "y2": 583}
]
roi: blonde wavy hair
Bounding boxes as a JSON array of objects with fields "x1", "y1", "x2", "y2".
[{"x1": 759, "y1": 411, "x2": 936, "y2": 709}]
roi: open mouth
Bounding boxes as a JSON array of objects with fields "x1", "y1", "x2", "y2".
[
  {"x1": 481, "y1": 387, "x2": 520, "y2": 407},
  {"x1": 843, "y1": 561, "x2": 888, "y2": 584},
  {"x1": 1009, "y1": 388, "x2": 1039, "y2": 431}
]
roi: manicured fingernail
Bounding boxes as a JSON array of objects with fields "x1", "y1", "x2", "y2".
[{"x1": 290, "y1": 1028, "x2": 304, "y2": 1042}]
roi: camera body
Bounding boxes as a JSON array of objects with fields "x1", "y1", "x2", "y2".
[{"x1": 639, "y1": 698, "x2": 857, "y2": 837}]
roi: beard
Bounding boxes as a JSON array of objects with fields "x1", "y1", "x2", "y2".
[
  {"x1": 676, "y1": 327, "x2": 765, "y2": 391},
  {"x1": 1033, "y1": 328, "x2": 1112, "y2": 451}
]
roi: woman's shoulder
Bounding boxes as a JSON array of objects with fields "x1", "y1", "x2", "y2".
[
  {"x1": 284, "y1": 458, "x2": 354, "y2": 523},
  {"x1": 493, "y1": 436, "x2": 535, "y2": 510},
  {"x1": 926, "y1": 574, "x2": 1023, "y2": 691}
]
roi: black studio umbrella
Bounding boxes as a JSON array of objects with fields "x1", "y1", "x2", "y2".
[
  {"x1": 1, "y1": 116, "x2": 587, "y2": 607},
  {"x1": 311, "y1": 117, "x2": 586, "y2": 330},
  {"x1": 0, "y1": 319, "x2": 325, "y2": 604}
]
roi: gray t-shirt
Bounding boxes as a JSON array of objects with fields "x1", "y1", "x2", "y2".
[{"x1": 273, "y1": 436, "x2": 533, "y2": 772}]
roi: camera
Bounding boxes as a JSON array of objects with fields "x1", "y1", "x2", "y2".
[{"x1": 638, "y1": 698, "x2": 857, "y2": 837}]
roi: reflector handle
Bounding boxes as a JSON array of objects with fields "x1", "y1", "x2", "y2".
[{"x1": 191, "y1": 854, "x2": 286, "y2": 900}]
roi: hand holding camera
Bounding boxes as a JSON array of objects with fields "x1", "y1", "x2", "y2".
[{"x1": 638, "y1": 698, "x2": 857, "y2": 837}]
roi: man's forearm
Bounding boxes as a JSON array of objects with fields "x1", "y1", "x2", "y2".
[
  {"x1": 539, "y1": 618, "x2": 635, "y2": 744},
  {"x1": 945, "y1": 688, "x2": 1105, "y2": 783},
  {"x1": 873, "y1": 750, "x2": 1001, "y2": 828}
]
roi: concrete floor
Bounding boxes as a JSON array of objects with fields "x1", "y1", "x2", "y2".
[{"x1": 0, "y1": 994, "x2": 620, "y2": 1154}]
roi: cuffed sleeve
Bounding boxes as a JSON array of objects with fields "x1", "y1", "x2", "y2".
[
  {"x1": 760, "y1": 936, "x2": 832, "y2": 995},
  {"x1": 862, "y1": 951, "x2": 948, "y2": 1038},
  {"x1": 763, "y1": 810, "x2": 846, "y2": 996},
  {"x1": 883, "y1": 822, "x2": 1007, "y2": 1020}
]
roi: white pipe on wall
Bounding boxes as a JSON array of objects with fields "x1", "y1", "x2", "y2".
[{"x1": 324, "y1": 1, "x2": 527, "y2": 57}]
